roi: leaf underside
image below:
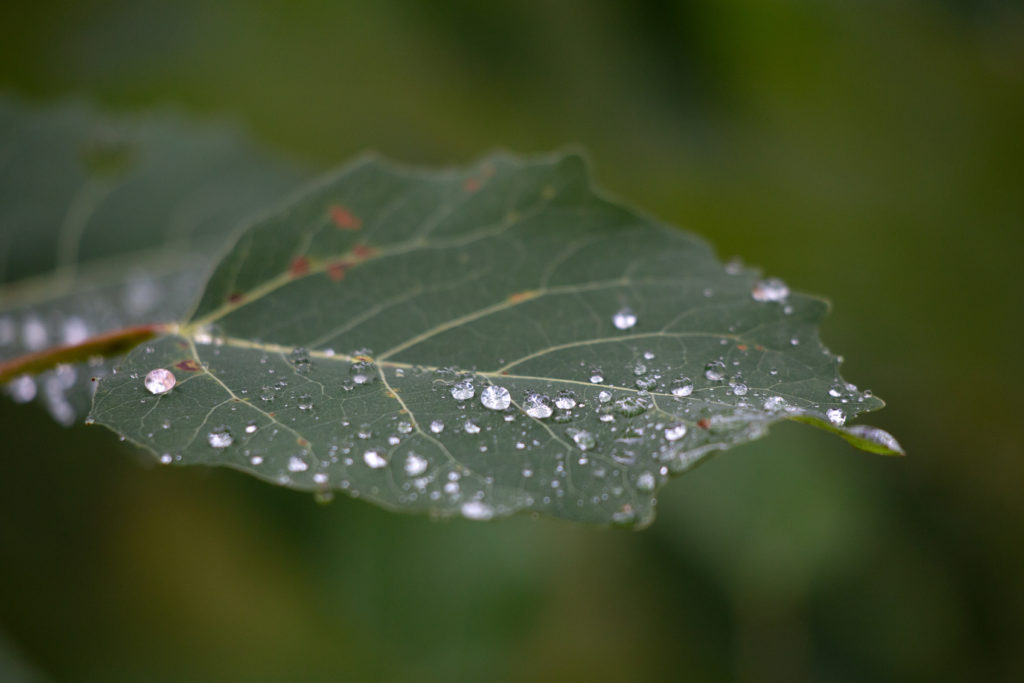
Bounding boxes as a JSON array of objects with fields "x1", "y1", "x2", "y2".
[{"x1": 85, "y1": 151, "x2": 901, "y2": 527}]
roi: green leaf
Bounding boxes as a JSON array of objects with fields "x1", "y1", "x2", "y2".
[
  {"x1": 0, "y1": 97, "x2": 307, "y2": 423},
  {"x1": 88, "y1": 151, "x2": 901, "y2": 527}
]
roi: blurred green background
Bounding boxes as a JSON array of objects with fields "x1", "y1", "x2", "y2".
[{"x1": 1, "y1": 1, "x2": 1022, "y2": 681}]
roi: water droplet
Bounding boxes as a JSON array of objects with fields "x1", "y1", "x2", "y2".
[
  {"x1": 671, "y1": 377, "x2": 694, "y2": 397},
  {"x1": 404, "y1": 452, "x2": 428, "y2": 476},
  {"x1": 612, "y1": 307, "x2": 637, "y2": 330},
  {"x1": 614, "y1": 396, "x2": 648, "y2": 417},
  {"x1": 732, "y1": 383, "x2": 748, "y2": 396},
  {"x1": 643, "y1": 351, "x2": 656, "y2": 360},
  {"x1": 828, "y1": 384, "x2": 843, "y2": 398},
  {"x1": 464, "y1": 420, "x2": 481, "y2": 434},
  {"x1": 763, "y1": 396, "x2": 786, "y2": 412},
  {"x1": 752, "y1": 277, "x2": 790, "y2": 302},
  {"x1": 22, "y1": 315, "x2": 48, "y2": 351},
  {"x1": 144, "y1": 368, "x2": 175, "y2": 395},
  {"x1": 429, "y1": 419, "x2": 445, "y2": 434},
  {"x1": 554, "y1": 391, "x2": 577, "y2": 410},
  {"x1": 297, "y1": 394, "x2": 314, "y2": 410},
  {"x1": 589, "y1": 368, "x2": 604, "y2": 384},
  {"x1": 790, "y1": 337, "x2": 800, "y2": 346},
  {"x1": 245, "y1": 422, "x2": 258, "y2": 434},
  {"x1": 208, "y1": 428, "x2": 233, "y2": 448},
  {"x1": 450, "y1": 379, "x2": 475, "y2": 400},
  {"x1": 664, "y1": 423, "x2": 688, "y2": 441},
  {"x1": 636, "y1": 472, "x2": 656, "y2": 491},
  {"x1": 313, "y1": 472, "x2": 328, "y2": 484},
  {"x1": 363, "y1": 449, "x2": 387, "y2": 468},
  {"x1": 480, "y1": 385, "x2": 511, "y2": 410},
  {"x1": 844, "y1": 425, "x2": 903, "y2": 453},
  {"x1": 597, "y1": 390, "x2": 612, "y2": 403},
  {"x1": 8, "y1": 375, "x2": 37, "y2": 403},
  {"x1": 350, "y1": 360, "x2": 375, "y2": 384},
  {"x1": 826, "y1": 408, "x2": 846, "y2": 426},
  {"x1": 62, "y1": 317, "x2": 89, "y2": 345},
  {"x1": 523, "y1": 393, "x2": 553, "y2": 418},
  {"x1": 288, "y1": 456, "x2": 309, "y2": 472},
  {"x1": 704, "y1": 360, "x2": 726, "y2": 381},
  {"x1": 567, "y1": 428, "x2": 596, "y2": 451},
  {"x1": 289, "y1": 347, "x2": 311, "y2": 373},
  {"x1": 397, "y1": 420, "x2": 413, "y2": 434},
  {"x1": 461, "y1": 500, "x2": 494, "y2": 521}
]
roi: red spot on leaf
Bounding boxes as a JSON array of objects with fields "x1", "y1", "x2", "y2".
[
  {"x1": 327, "y1": 262, "x2": 347, "y2": 282},
  {"x1": 736, "y1": 344, "x2": 748, "y2": 351},
  {"x1": 297, "y1": 437, "x2": 310, "y2": 447},
  {"x1": 755, "y1": 345, "x2": 765, "y2": 352},
  {"x1": 352, "y1": 244, "x2": 376, "y2": 259},
  {"x1": 290, "y1": 257, "x2": 310, "y2": 277},
  {"x1": 228, "y1": 292, "x2": 244, "y2": 304},
  {"x1": 463, "y1": 177, "x2": 482, "y2": 192},
  {"x1": 175, "y1": 359, "x2": 201, "y2": 372},
  {"x1": 697, "y1": 418, "x2": 711, "y2": 429},
  {"x1": 329, "y1": 204, "x2": 362, "y2": 229}
]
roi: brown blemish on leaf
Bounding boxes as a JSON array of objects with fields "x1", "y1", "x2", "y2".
[
  {"x1": 463, "y1": 177, "x2": 481, "y2": 192},
  {"x1": 289, "y1": 257, "x2": 310, "y2": 278},
  {"x1": 297, "y1": 438, "x2": 310, "y2": 447},
  {"x1": 228, "y1": 292, "x2": 244, "y2": 304},
  {"x1": 327, "y1": 262, "x2": 347, "y2": 282},
  {"x1": 175, "y1": 359, "x2": 201, "y2": 372},
  {"x1": 352, "y1": 244, "x2": 376, "y2": 259},
  {"x1": 329, "y1": 204, "x2": 362, "y2": 229},
  {"x1": 736, "y1": 344, "x2": 748, "y2": 351},
  {"x1": 697, "y1": 418, "x2": 711, "y2": 429},
  {"x1": 507, "y1": 290, "x2": 539, "y2": 303}
]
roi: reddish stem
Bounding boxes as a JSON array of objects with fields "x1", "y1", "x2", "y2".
[{"x1": 0, "y1": 323, "x2": 171, "y2": 383}]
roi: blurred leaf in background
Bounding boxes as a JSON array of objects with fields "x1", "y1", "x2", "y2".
[{"x1": 1, "y1": 0, "x2": 1022, "y2": 681}]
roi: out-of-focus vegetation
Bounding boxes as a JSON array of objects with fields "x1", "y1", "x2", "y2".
[{"x1": 1, "y1": 1, "x2": 1021, "y2": 681}]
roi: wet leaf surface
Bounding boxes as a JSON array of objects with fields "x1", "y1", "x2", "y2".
[{"x1": 88, "y1": 151, "x2": 900, "y2": 526}]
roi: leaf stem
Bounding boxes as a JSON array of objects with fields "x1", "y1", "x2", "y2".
[{"x1": 0, "y1": 323, "x2": 172, "y2": 383}]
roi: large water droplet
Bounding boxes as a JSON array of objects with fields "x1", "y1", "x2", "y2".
[
  {"x1": 567, "y1": 428, "x2": 596, "y2": 451},
  {"x1": 614, "y1": 396, "x2": 647, "y2": 417},
  {"x1": 671, "y1": 377, "x2": 694, "y2": 397},
  {"x1": 597, "y1": 390, "x2": 612, "y2": 403},
  {"x1": 704, "y1": 360, "x2": 726, "y2": 381},
  {"x1": 450, "y1": 379, "x2": 475, "y2": 401},
  {"x1": 554, "y1": 391, "x2": 577, "y2": 410},
  {"x1": 363, "y1": 449, "x2": 387, "y2": 468},
  {"x1": 208, "y1": 428, "x2": 233, "y2": 448},
  {"x1": 612, "y1": 307, "x2": 637, "y2": 330},
  {"x1": 404, "y1": 452, "x2": 428, "y2": 476},
  {"x1": 461, "y1": 500, "x2": 494, "y2": 521},
  {"x1": 752, "y1": 278, "x2": 789, "y2": 302},
  {"x1": 144, "y1": 368, "x2": 176, "y2": 395},
  {"x1": 480, "y1": 385, "x2": 511, "y2": 410},
  {"x1": 763, "y1": 396, "x2": 786, "y2": 412},
  {"x1": 523, "y1": 393, "x2": 553, "y2": 418}
]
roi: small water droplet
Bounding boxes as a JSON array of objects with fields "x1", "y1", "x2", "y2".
[
  {"x1": 523, "y1": 393, "x2": 553, "y2": 418},
  {"x1": 313, "y1": 472, "x2": 328, "y2": 484},
  {"x1": 597, "y1": 390, "x2": 612, "y2": 403},
  {"x1": 612, "y1": 307, "x2": 637, "y2": 330},
  {"x1": 297, "y1": 394, "x2": 313, "y2": 410},
  {"x1": 828, "y1": 384, "x2": 843, "y2": 398},
  {"x1": 763, "y1": 396, "x2": 786, "y2": 412},
  {"x1": 732, "y1": 383, "x2": 748, "y2": 396},
  {"x1": 636, "y1": 472, "x2": 656, "y2": 491},
  {"x1": 208, "y1": 428, "x2": 233, "y2": 448},
  {"x1": 589, "y1": 368, "x2": 604, "y2": 384},
  {"x1": 752, "y1": 277, "x2": 790, "y2": 302},
  {"x1": 144, "y1": 368, "x2": 175, "y2": 395},
  {"x1": 288, "y1": 456, "x2": 309, "y2": 472},
  {"x1": 429, "y1": 419, "x2": 445, "y2": 434},
  {"x1": 8, "y1": 375, "x2": 37, "y2": 403},
  {"x1": 404, "y1": 452, "x2": 428, "y2": 476},
  {"x1": 450, "y1": 379, "x2": 475, "y2": 401},
  {"x1": 704, "y1": 360, "x2": 726, "y2": 381},
  {"x1": 159, "y1": 454, "x2": 172, "y2": 465},
  {"x1": 245, "y1": 422, "x2": 258, "y2": 434},
  {"x1": 480, "y1": 385, "x2": 511, "y2": 410},
  {"x1": 464, "y1": 420, "x2": 481, "y2": 434},
  {"x1": 397, "y1": 420, "x2": 413, "y2": 434},
  {"x1": 363, "y1": 449, "x2": 387, "y2": 468},
  {"x1": 664, "y1": 423, "x2": 688, "y2": 441}
]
